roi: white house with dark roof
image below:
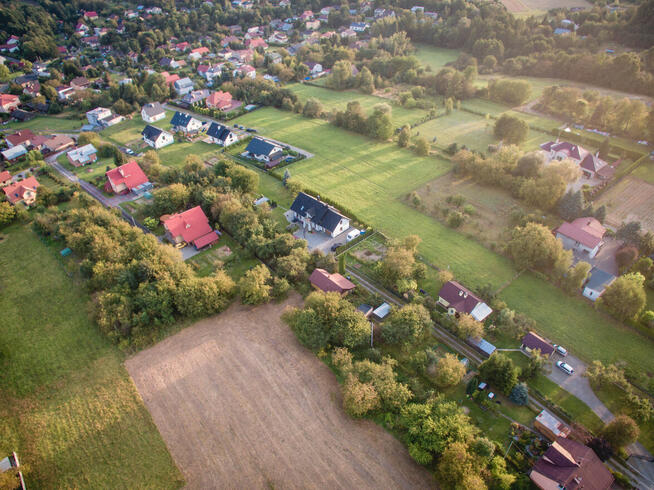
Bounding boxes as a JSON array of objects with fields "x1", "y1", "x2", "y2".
[
  {"x1": 141, "y1": 102, "x2": 166, "y2": 123},
  {"x1": 142, "y1": 125, "x2": 174, "y2": 149},
  {"x1": 437, "y1": 281, "x2": 492, "y2": 321},
  {"x1": 206, "y1": 122, "x2": 238, "y2": 146},
  {"x1": 583, "y1": 267, "x2": 616, "y2": 301},
  {"x1": 290, "y1": 192, "x2": 350, "y2": 238},
  {"x1": 540, "y1": 140, "x2": 608, "y2": 178},
  {"x1": 170, "y1": 111, "x2": 203, "y2": 134},
  {"x1": 244, "y1": 137, "x2": 283, "y2": 164}
]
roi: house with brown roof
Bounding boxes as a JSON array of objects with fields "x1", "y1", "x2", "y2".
[
  {"x1": 2, "y1": 176, "x2": 39, "y2": 206},
  {"x1": 529, "y1": 438, "x2": 613, "y2": 490},
  {"x1": 0, "y1": 170, "x2": 12, "y2": 187},
  {"x1": 521, "y1": 331, "x2": 555, "y2": 357},
  {"x1": 555, "y1": 217, "x2": 606, "y2": 259},
  {"x1": 5, "y1": 130, "x2": 35, "y2": 148},
  {"x1": 309, "y1": 268, "x2": 356, "y2": 295},
  {"x1": 534, "y1": 410, "x2": 571, "y2": 442},
  {"x1": 437, "y1": 281, "x2": 492, "y2": 321}
]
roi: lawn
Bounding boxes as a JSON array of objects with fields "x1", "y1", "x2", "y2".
[
  {"x1": 2, "y1": 115, "x2": 84, "y2": 133},
  {"x1": 188, "y1": 233, "x2": 260, "y2": 279},
  {"x1": 499, "y1": 272, "x2": 654, "y2": 375},
  {"x1": 0, "y1": 224, "x2": 183, "y2": 488},
  {"x1": 100, "y1": 111, "x2": 174, "y2": 151},
  {"x1": 413, "y1": 44, "x2": 462, "y2": 71},
  {"x1": 416, "y1": 110, "x2": 496, "y2": 152},
  {"x1": 232, "y1": 107, "x2": 517, "y2": 290},
  {"x1": 287, "y1": 83, "x2": 427, "y2": 127},
  {"x1": 57, "y1": 154, "x2": 115, "y2": 183},
  {"x1": 631, "y1": 159, "x2": 654, "y2": 185},
  {"x1": 157, "y1": 140, "x2": 221, "y2": 167}
]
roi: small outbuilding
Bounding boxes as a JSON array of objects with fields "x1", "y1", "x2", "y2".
[
  {"x1": 583, "y1": 267, "x2": 615, "y2": 302},
  {"x1": 521, "y1": 331, "x2": 555, "y2": 357},
  {"x1": 534, "y1": 409, "x2": 571, "y2": 442},
  {"x1": 309, "y1": 268, "x2": 355, "y2": 295}
]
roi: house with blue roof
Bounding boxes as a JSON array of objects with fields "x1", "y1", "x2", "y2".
[
  {"x1": 206, "y1": 122, "x2": 238, "y2": 146},
  {"x1": 170, "y1": 111, "x2": 203, "y2": 134},
  {"x1": 289, "y1": 192, "x2": 350, "y2": 238}
]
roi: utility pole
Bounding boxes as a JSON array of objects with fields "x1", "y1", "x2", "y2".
[{"x1": 370, "y1": 321, "x2": 374, "y2": 347}]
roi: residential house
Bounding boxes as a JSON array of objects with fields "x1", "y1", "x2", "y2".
[
  {"x1": 170, "y1": 111, "x2": 203, "y2": 134},
  {"x1": 86, "y1": 107, "x2": 113, "y2": 126},
  {"x1": 56, "y1": 85, "x2": 75, "y2": 101},
  {"x1": 1, "y1": 145, "x2": 27, "y2": 162},
  {"x1": 305, "y1": 19, "x2": 321, "y2": 30},
  {"x1": 162, "y1": 206, "x2": 220, "y2": 249},
  {"x1": 221, "y1": 35, "x2": 240, "y2": 47},
  {"x1": 161, "y1": 71, "x2": 180, "y2": 86},
  {"x1": 206, "y1": 122, "x2": 238, "y2": 146},
  {"x1": 268, "y1": 32, "x2": 288, "y2": 45},
  {"x1": 83, "y1": 10, "x2": 99, "y2": 20},
  {"x1": 182, "y1": 89, "x2": 210, "y2": 105},
  {"x1": 437, "y1": 281, "x2": 493, "y2": 321},
  {"x1": 534, "y1": 410, "x2": 571, "y2": 442},
  {"x1": 529, "y1": 438, "x2": 613, "y2": 490},
  {"x1": 540, "y1": 140, "x2": 608, "y2": 178},
  {"x1": 289, "y1": 192, "x2": 350, "y2": 238},
  {"x1": 67, "y1": 144, "x2": 98, "y2": 167},
  {"x1": 350, "y1": 22, "x2": 369, "y2": 32},
  {"x1": 2, "y1": 176, "x2": 39, "y2": 206},
  {"x1": 141, "y1": 102, "x2": 166, "y2": 123},
  {"x1": 173, "y1": 77, "x2": 194, "y2": 95},
  {"x1": 175, "y1": 41, "x2": 190, "y2": 52},
  {"x1": 105, "y1": 160, "x2": 150, "y2": 194},
  {"x1": 81, "y1": 36, "x2": 99, "y2": 48},
  {"x1": 5, "y1": 130, "x2": 34, "y2": 148},
  {"x1": 0, "y1": 170, "x2": 11, "y2": 187},
  {"x1": 22, "y1": 81, "x2": 40, "y2": 97},
  {"x1": 142, "y1": 125, "x2": 174, "y2": 149},
  {"x1": 340, "y1": 28, "x2": 357, "y2": 39},
  {"x1": 189, "y1": 47, "x2": 210, "y2": 61},
  {"x1": 0, "y1": 93, "x2": 20, "y2": 113},
  {"x1": 300, "y1": 10, "x2": 314, "y2": 21},
  {"x1": 43, "y1": 134, "x2": 74, "y2": 154},
  {"x1": 0, "y1": 35, "x2": 20, "y2": 53},
  {"x1": 309, "y1": 268, "x2": 356, "y2": 294},
  {"x1": 305, "y1": 62, "x2": 323, "y2": 76},
  {"x1": 244, "y1": 137, "x2": 284, "y2": 165},
  {"x1": 411, "y1": 6, "x2": 425, "y2": 13},
  {"x1": 206, "y1": 91, "x2": 234, "y2": 110},
  {"x1": 197, "y1": 64, "x2": 222, "y2": 82},
  {"x1": 245, "y1": 37, "x2": 268, "y2": 49},
  {"x1": 228, "y1": 24, "x2": 243, "y2": 34},
  {"x1": 521, "y1": 331, "x2": 555, "y2": 357},
  {"x1": 266, "y1": 52, "x2": 283, "y2": 64},
  {"x1": 582, "y1": 267, "x2": 616, "y2": 301},
  {"x1": 555, "y1": 217, "x2": 606, "y2": 258},
  {"x1": 235, "y1": 64, "x2": 256, "y2": 78},
  {"x1": 70, "y1": 77, "x2": 91, "y2": 90}
]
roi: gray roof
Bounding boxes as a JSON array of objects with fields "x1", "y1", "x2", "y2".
[
  {"x1": 585, "y1": 267, "x2": 615, "y2": 291},
  {"x1": 142, "y1": 124, "x2": 164, "y2": 140},
  {"x1": 142, "y1": 102, "x2": 165, "y2": 118},
  {"x1": 170, "y1": 111, "x2": 197, "y2": 129},
  {"x1": 206, "y1": 122, "x2": 233, "y2": 141},
  {"x1": 245, "y1": 137, "x2": 282, "y2": 157},
  {"x1": 290, "y1": 192, "x2": 347, "y2": 233}
]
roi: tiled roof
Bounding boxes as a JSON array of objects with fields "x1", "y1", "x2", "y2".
[
  {"x1": 309, "y1": 268, "x2": 355, "y2": 293},
  {"x1": 555, "y1": 217, "x2": 605, "y2": 249},
  {"x1": 106, "y1": 161, "x2": 149, "y2": 190},
  {"x1": 2, "y1": 176, "x2": 39, "y2": 204},
  {"x1": 162, "y1": 206, "x2": 213, "y2": 244}
]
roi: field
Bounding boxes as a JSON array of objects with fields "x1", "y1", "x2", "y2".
[
  {"x1": 0, "y1": 225, "x2": 182, "y2": 488},
  {"x1": 415, "y1": 110, "x2": 496, "y2": 152},
  {"x1": 57, "y1": 153, "x2": 115, "y2": 183},
  {"x1": 596, "y1": 176, "x2": 654, "y2": 233},
  {"x1": 500, "y1": 0, "x2": 592, "y2": 15},
  {"x1": 125, "y1": 296, "x2": 435, "y2": 489},
  {"x1": 2, "y1": 114, "x2": 84, "y2": 133},
  {"x1": 232, "y1": 107, "x2": 517, "y2": 290},
  {"x1": 100, "y1": 111, "x2": 174, "y2": 151},
  {"x1": 499, "y1": 273, "x2": 654, "y2": 375},
  {"x1": 413, "y1": 45, "x2": 462, "y2": 71},
  {"x1": 631, "y1": 160, "x2": 654, "y2": 185}
]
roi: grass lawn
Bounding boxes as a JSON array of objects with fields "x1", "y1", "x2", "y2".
[
  {"x1": 287, "y1": 83, "x2": 427, "y2": 127},
  {"x1": 157, "y1": 140, "x2": 221, "y2": 168},
  {"x1": 57, "y1": 154, "x2": 116, "y2": 183},
  {"x1": 500, "y1": 273, "x2": 654, "y2": 375},
  {"x1": 2, "y1": 115, "x2": 84, "y2": 133},
  {"x1": 188, "y1": 233, "x2": 260, "y2": 279},
  {"x1": 0, "y1": 224, "x2": 183, "y2": 488},
  {"x1": 416, "y1": 110, "x2": 496, "y2": 152},
  {"x1": 413, "y1": 45, "x2": 462, "y2": 71},
  {"x1": 232, "y1": 107, "x2": 517, "y2": 290},
  {"x1": 631, "y1": 160, "x2": 654, "y2": 184},
  {"x1": 100, "y1": 111, "x2": 174, "y2": 151}
]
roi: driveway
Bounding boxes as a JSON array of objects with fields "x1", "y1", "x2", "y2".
[{"x1": 284, "y1": 210, "x2": 352, "y2": 253}]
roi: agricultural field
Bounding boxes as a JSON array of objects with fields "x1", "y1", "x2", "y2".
[
  {"x1": 2, "y1": 114, "x2": 84, "y2": 133},
  {"x1": 232, "y1": 107, "x2": 517, "y2": 289},
  {"x1": 287, "y1": 83, "x2": 428, "y2": 127},
  {"x1": 631, "y1": 160, "x2": 654, "y2": 185},
  {"x1": 595, "y1": 176, "x2": 654, "y2": 233},
  {"x1": 500, "y1": 0, "x2": 592, "y2": 16},
  {"x1": 125, "y1": 296, "x2": 434, "y2": 489},
  {"x1": 0, "y1": 225, "x2": 183, "y2": 489},
  {"x1": 413, "y1": 45, "x2": 462, "y2": 71},
  {"x1": 499, "y1": 272, "x2": 654, "y2": 375}
]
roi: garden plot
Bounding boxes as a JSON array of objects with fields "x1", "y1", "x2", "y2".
[{"x1": 596, "y1": 176, "x2": 654, "y2": 233}]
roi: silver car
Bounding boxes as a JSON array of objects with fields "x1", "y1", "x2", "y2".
[{"x1": 556, "y1": 361, "x2": 574, "y2": 375}]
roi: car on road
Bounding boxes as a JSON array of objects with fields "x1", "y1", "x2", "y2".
[
  {"x1": 553, "y1": 344, "x2": 568, "y2": 357},
  {"x1": 246, "y1": 128, "x2": 257, "y2": 133},
  {"x1": 556, "y1": 361, "x2": 574, "y2": 375},
  {"x1": 330, "y1": 243, "x2": 343, "y2": 252}
]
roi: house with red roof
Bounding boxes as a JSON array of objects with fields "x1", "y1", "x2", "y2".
[
  {"x1": 175, "y1": 42, "x2": 190, "y2": 52},
  {"x1": 0, "y1": 35, "x2": 20, "y2": 53},
  {"x1": 540, "y1": 140, "x2": 608, "y2": 178},
  {"x1": 205, "y1": 90, "x2": 234, "y2": 110},
  {"x1": 105, "y1": 161, "x2": 150, "y2": 194},
  {"x1": 0, "y1": 94, "x2": 20, "y2": 113},
  {"x1": 161, "y1": 71, "x2": 180, "y2": 86},
  {"x1": 437, "y1": 281, "x2": 492, "y2": 321},
  {"x1": 245, "y1": 37, "x2": 268, "y2": 49},
  {"x1": 188, "y1": 47, "x2": 210, "y2": 61},
  {"x1": 83, "y1": 11, "x2": 98, "y2": 20},
  {"x1": 0, "y1": 170, "x2": 12, "y2": 187},
  {"x1": 309, "y1": 268, "x2": 356, "y2": 295},
  {"x1": 2, "y1": 176, "x2": 39, "y2": 206},
  {"x1": 555, "y1": 217, "x2": 606, "y2": 258},
  {"x1": 5, "y1": 130, "x2": 34, "y2": 148},
  {"x1": 162, "y1": 206, "x2": 220, "y2": 250}
]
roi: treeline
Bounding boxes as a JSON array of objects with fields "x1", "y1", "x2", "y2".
[{"x1": 333, "y1": 101, "x2": 394, "y2": 141}]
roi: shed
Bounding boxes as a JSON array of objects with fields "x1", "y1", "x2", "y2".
[
  {"x1": 357, "y1": 304, "x2": 373, "y2": 318},
  {"x1": 372, "y1": 302, "x2": 391, "y2": 320},
  {"x1": 467, "y1": 337, "x2": 496, "y2": 357},
  {"x1": 534, "y1": 409, "x2": 571, "y2": 442}
]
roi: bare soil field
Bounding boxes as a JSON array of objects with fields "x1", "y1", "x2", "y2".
[
  {"x1": 596, "y1": 177, "x2": 654, "y2": 233},
  {"x1": 126, "y1": 295, "x2": 435, "y2": 490}
]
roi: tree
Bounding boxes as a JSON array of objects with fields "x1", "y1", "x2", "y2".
[
  {"x1": 367, "y1": 103, "x2": 393, "y2": 140},
  {"x1": 378, "y1": 246, "x2": 415, "y2": 286},
  {"x1": 617, "y1": 221, "x2": 642, "y2": 245},
  {"x1": 602, "y1": 415, "x2": 639, "y2": 449},
  {"x1": 414, "y1": 137, "x2": 429, "y2": 156},
  {"x1": 558, "y1": 190, "x2": 585, "y2": 221},
  {"x1": 438, "y1": 442, "x2": 478, "y2": 488},
  {"x1": 507, "y1": 223, "x2": 571, "y2": 273},
  {"x1": 382, "y1": 304, "x2": 431, "y2": 345},
  {"x1": 509, "y1": 383, "x2": 529, "y2": 405},
  {"x1": 494, "y1": 114, "x2": 528, "y2": 144},
  {"x1": 152, "y1": 183, "x2": 191, "y2": 215},
  {"x1": 0, "y1": 201, "x2": 17, "y2": 226},
  {"x1": 302, "y1": 97, "x2": 323, "y2": 118},
  {"x1": 599, "y1": 138, "x2": 611, "y2": 159},
  {"x1": 479, "y1": 353, "x2": 519, "y2": 395},
  {"x1": 561, "y1": 261, "x2": 591, "y2": 294},
  {"x1": 434, "y1": 353, "x2": 466, "y2": 388},
  {"x1": 329, "y1": 60, "x2": 353, "y2": 90},
  {"x1": 616, "y1": 246, "x2": 639, "y2": 271},
  {"x1": 398, "y1": 125, "x2": 411, "y2": 147},
  {"x1": 357, "y1": 66, "x2": 374, "y2": 94},
  {"x1": 238, "y1": 264, "x2": 272, "y2": 304},
  {"x1": 514, "y1": 152, "x2": 543, "y2": 178},
  {"x1": 587, "y1": 437, "x2": 613, "y2": 462},
  {"x1": 0, "y1": 64, "x2": 9, "y2": 80},
  {"x1": 456, "y1": 313, "x2": 484, "y2": 340},
  {"x1": 600, "y1": 272, "x2": 647, "y2": 321},
  {"x1": 342, "y1": 373, "x2": 380, "y2": 417}
]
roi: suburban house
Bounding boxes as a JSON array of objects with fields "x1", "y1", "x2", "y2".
[
  {"x1": 197, "y1": 64, "x2": 222, "y2": 82},
  {"x1": 43, "y1": 134, "x2": 75, "y2": 154},
  {"x1": 521, "y1": 331, "x2": 555, "y2": 357},
  {"x1": 86, "y1": 107, "x2": 112, "y2": 126},
  {"x1": 555, "y1": 217, "x2": 606, "y2": 258},
  {"x1": 161, "y1": 72, "x2": 180, "y2": 86},
  {"x1": 244, "y1": 137, "x2": 283, "y2": 165},
  {"x1": 0, "y1": 93, "x2": 20, "y2": 113},
  {"x1": 0, "y1": 171, "x2": 12, "y2": 187},
  {"x1": 67, "y1": 144, "x2": 98, "y2": 167},
  {"x1": 534, "y1": 410, "x2": 571, "y2": 442},
  {"x1": 205, "y1": 90, "x2": 234, "y2": 110},
  {"x1": 162, "y1": 206, "x2": 220, "y2": 250},
  {"x1": 182, "y1": 89, "x2": 210, "y2": 105},
  {"x1": 437, "y1": 281, "x2": 493, "y2": 321},
  {"x1": 105, "y1": 160, "x2": 150, "y2": 194},
  {"x1": 170, "y1": 111, "x2": 203, "y2": 134},
  {"x1": 305, "y1": 61, "x2": 323, "y2": 76},
  {"x1": 142, "y1": 125, "x2": 174, "y2": 149},
  {"x1": 309, "y1": 268, "x2": 356, "y2": 295},
  {"x1": 56, "y1": 85, "x2": 75, "y2": 101},
  {"x1": 173, "y1": 77, "x2": 194, "y2": 95},
  {"x1": 5, "y1": 130, "x2": 35, "y2": 149},
  {"x1": 141, "y1": 102, "x2": 166, "y2": 123},
  {"x1": 1, "y1": 145, "x2": 27, "y2": 162},
  {"x1": 2, "y1": 176, "x2": 39, "y2": 206},
  {"x1": 70, "y1": 76, "x2": 91, "y2": 90},
  {"x1": 529, "y1": 438, "x2": 613, "y2": 490},
  {"x1": 290, "y1": 192, "x2": 350, "y2": 238},
  {"x1": 582, "y1": 267, "x2": 616, "y2": 301},
  {"x1": 350, "y1": 22, "x2": 370, "y2": 32},
  {"x1": 206, "y1": 122, "x2": 238, "y2": 146},
  {"x1": 540, "y1": 140, "x2": 608, "y2": 178}
]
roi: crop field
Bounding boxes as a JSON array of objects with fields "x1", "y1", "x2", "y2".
[
  {"x1": 596, "y1": 176, "x2": 654, "y2": 233},
  {"x1": 499, "y1": 273, "x2": 654, "y2": 375},
  {"x1": 0, "y1": 225, "x2": 182, "y2": 489},
  {"x1": 631, "y1": 160, "x2": 654, "y2": 185},
  {"x1": 232, "y1": 107, "x2": 517, "y2": 289},
  {"x1": 287, "y1": 83, "x2": 428, "y2": 127},
  {"x1": 413, "y1": 45, "x2": 461, "y2": 71},
  {"x1": 126, "y1": 296, "x2": 434, "y2": 489}
]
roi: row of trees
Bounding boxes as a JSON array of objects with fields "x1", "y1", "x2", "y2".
[{"x1": 333, "y1": 101, "x2": 394, "y2": 141}]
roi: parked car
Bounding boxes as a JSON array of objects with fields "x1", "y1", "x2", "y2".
[
  {"x1": 174, "y1": 241, "x2": 187, "y2": 249},
  {"x1": 556, "y1": 361, "x2": 574, "y2": 375},
  {"x1": 246, "y1": 128, "x2": 257, "y2": 133},
  {"x1": 330, "y1": 243, "x2": 343, "y2": 252},
  {"x1": 553, "y1": 345, "x2": 568, "y2": 357},
  {"x1": 233, "y1": 123, "x2": 239, "y2": 128},
  {"x1": 346, "y1": 229, "x2": 360, "y2": 242},
  {"x1": 125, "y1": 149, "x2": 135, "y2": 155}
]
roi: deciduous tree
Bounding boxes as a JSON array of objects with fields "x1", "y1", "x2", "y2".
[
  {"x1": 600, "y1": 272, "x2": 647, "y2": 321},
  {"x1": 434, "y1": 353, "x2": 466, "y2": 388}
]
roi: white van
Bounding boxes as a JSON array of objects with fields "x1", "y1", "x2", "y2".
[{"x1": 346, "y1": 229, "x2": 360, "y2": 242}]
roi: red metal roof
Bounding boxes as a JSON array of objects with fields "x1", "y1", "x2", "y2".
[
  {"x1": 162, "y1": 206, "x2": 213, "y2": 244},
  {"x1": 105, "y1": 161, "x2": 148, "y2": 191}
]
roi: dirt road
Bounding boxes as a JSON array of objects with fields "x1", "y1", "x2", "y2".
[{"x1": 126, "y1": 295, "x2": 436, "y2": 489}]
